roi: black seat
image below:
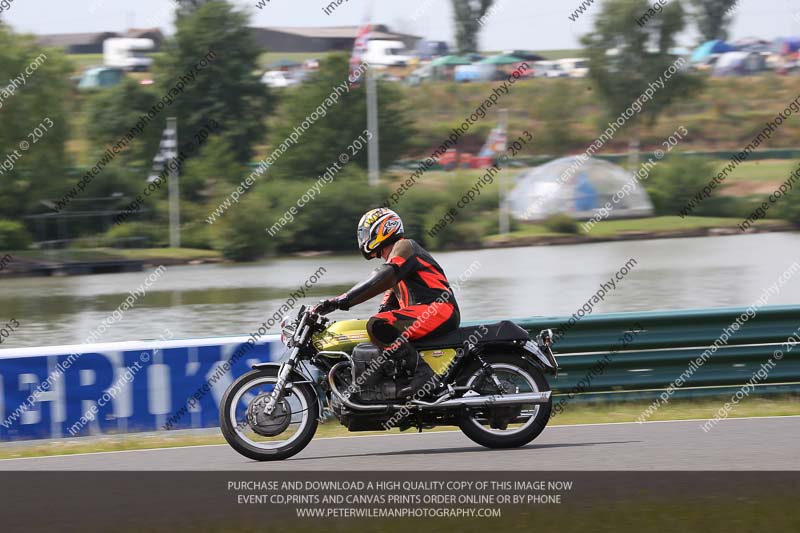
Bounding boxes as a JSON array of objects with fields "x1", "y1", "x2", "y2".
[{"x1": 412, "y1": 320, "x2": 529, "y2": 349}]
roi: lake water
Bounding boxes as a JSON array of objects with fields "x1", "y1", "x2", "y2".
[{"x1": 1, "y1": 232, "x2": 798, "y2": 349}]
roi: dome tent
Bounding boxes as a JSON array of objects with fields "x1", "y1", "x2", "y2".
[
  {"x1": 507, "y1": 156, "x2": 654, "y2": 222},
  {"x1": 691, "y1": 40, "x2": 737, "y2": 62}
]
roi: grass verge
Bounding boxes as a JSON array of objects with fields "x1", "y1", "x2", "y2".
[
  {"x1": 486, "y1": 215, "x2": 789, "y2": 244},
  {"x1": 1, "y1": 395, "x2": 797, "y2": 460}
]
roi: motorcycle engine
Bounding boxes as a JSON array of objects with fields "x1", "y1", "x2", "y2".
[{"x1": 351, "y1": 343, "x2": 399, "y2": 401}]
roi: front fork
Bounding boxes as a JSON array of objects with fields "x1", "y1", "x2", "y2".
[
  {"x1": 263, "y1": 354, "x2": 296, "y2": 415},
  {"x1": 262, "y1": 318, "x2": 313, "y2": 415}
]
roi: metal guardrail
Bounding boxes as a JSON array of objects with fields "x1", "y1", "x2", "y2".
[{"x1": 511, "y1": 305, "x2": 800, "y2": 403}]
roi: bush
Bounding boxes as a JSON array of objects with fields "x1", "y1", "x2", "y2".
[
  {"x1": 782, "y1": 189, "x2": 800, "y2": 227},
  {"x1": 544, "y1": 213, "x2": 579, "y2": 234},
  {"x1": 102, "y1": 222, "x2": 167, "y2": 248},
  {"x1": 214, "y1": 193, "x2": 273, "y2": 261},
  {"x1": 0, "y1": 220, "x2": 32, "y2": 250},
  {"x1": 180, "y1": 221, "x2": 214, "y2": 250},
  {"x1": 264, "y1": 172, "x2": 389, "y2": 254},
  {"x1": 644, "y1": 156, "x2": 717, "y2": 216},
  {"x1": 694, "y1": 195, "x2": 754, "y2": 218}
]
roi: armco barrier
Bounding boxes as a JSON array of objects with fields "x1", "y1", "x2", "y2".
[
  {"x1": 1, "y1": 306, "x2": 798, "y2": 441},
  {"x1": 511, "y1": 305, "x2": 800, "y2": 404}
]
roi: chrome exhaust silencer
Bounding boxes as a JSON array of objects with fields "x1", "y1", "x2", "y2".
[
  {"x1": 328, "y1": 362, "x2": 552, "y2": 412},
  {"x1": 412, "y1": 391, "x2": 551, "y2": 409}
]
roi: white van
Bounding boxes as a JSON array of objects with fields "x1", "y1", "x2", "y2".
[
  {"x1": 557, "y1": 58, "x2": 590, "y2": 78},
  {"x1": 103, "y1": 38, "x2": 155, "y2": 71},
  {"x1": 363, "y1": 40, "x2": 413, "y2": 67}
]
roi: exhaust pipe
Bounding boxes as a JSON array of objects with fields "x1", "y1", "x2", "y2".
[
  {"x1": 328, "y1": 362, "x2": 389, "y2": 412},
  {"x1": 328, "y1": 363, "x2": 551, "y2": 412},
  {"x1": 412, "y1": 391, "x2": 551, "y2": 409}
]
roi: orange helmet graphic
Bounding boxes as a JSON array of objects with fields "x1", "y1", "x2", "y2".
[{"x1": 357, "y1": 208, "x2": 404, "y2": 259}]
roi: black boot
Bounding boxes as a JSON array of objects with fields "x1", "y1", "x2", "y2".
[
  {"x1": 398, "y1": 359, "x2": 439, "y2": 399},
  {"x1": 385, "y1": 338, "x2": 441, "y2": 399}
]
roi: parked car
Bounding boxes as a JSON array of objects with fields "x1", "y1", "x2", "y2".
[
  {"x1": 557, "y1": 58, "x2": 589, "y2": 78},
  {"x1": 260, "y1": 70, "x2": 301, "y2": 88},
  {"x1": 533, "y1": 61, "x2": 569, "y2": 78},
  {"x1": 364, "y1": 40, "x2": 413, "y2": 67},
  {"x1": 454, "y1": 64, "x2": 501, "y2": 82},
  {"x1": 406, "y1": 63, "x2": 437, "y2": 85},
  {"x1": 77, "y1": 67, "x2": 125, "y2": 90}
]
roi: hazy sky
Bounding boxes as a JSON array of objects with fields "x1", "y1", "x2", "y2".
[{"x1": 3, "y1": 0, "x2": 800, "y2": 51}]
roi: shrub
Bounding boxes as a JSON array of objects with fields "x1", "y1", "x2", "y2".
[
  {"x1": 0, "y1": 220, "x2": 32, "y2": 250},
  {"x1": 544, "y1": 213, "x2": 579, "y2": 234},
  {"x1": 180, "y1": 221, "x2": 214, "y2": 250},
  {"x1": 695, "y1": 196, "x2": 754, "y2": 218},
  {"x1": 644, "y1": 156, "x2": 717, "y2": 216},
  {"x1": 782, "y1": 189, "x2": 800, "y2": 227},
  {"x1": 102, "y1": 222, "x2": 167, "y2": 248},
  {"x1": 215, "y1": 212, "x2": 270, "y2": 261}
]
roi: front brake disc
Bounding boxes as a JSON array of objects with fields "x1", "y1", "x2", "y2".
[{"x1": 247, "y1": 393, "x2": 292, "y2": 437}]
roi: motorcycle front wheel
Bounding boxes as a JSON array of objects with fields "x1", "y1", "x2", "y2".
[{"x1": 220, "y1": 368, "x2": 319, "y2": 461}]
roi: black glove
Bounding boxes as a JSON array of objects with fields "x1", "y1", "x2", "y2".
[{"x1": 314, "y1": 296, "x2": 349, "y2": 316}]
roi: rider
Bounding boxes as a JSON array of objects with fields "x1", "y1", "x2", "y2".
[{"x1": 314, "y1": 208, "x2": 460, "y2": 398}]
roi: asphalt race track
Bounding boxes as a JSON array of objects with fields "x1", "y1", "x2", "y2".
[{"x1": 0, "y1": 416, "x2": 797, "y2": 471}]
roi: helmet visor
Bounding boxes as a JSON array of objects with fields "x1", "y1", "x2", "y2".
[{"x1": 357, "y1": 225, "x2": 370, "y2": 246}]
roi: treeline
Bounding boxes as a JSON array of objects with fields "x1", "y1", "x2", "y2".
[{"x1": 2, "y1": 0, "x2": 799, "y2": 257}]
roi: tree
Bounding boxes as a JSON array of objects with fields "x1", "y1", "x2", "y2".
[
  {"x1": 537, "y1": 80, "x2": 581, "y2": 155},
  {"x1": 85, "y1": 79, "x2": 162, "y2": 165},
  {"x1": 175, "y1": 0, "x2": 214, "y2": 15},
  {"x1": 156, "y1": 1, "x2": 271, "y2": 164},
  {"x1": 0, "y1": 27, "x2": 73, "y2": 221},
  {"x1": 690, "y1": 0, "x2": 739, "y2": 42},
  {"x1": 582, "y1": 0, "x2": 702, "y2": 166},
  {"x1": 182, "y1": 136, "x2": 247, "y2": 201},
  {"x1": 268, "y1": 53, "x2": 415, "y2": 180},
  {"x1": 451, "y1": 0, "x2": 494, "y2": 53}
]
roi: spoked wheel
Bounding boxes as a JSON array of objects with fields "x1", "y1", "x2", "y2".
[
  {"x1": 457, "y1": 354, "x2": 551, "y2": 449},
  {"x1": 220, "y1": 368, "x2": 318, "y2": 461}
]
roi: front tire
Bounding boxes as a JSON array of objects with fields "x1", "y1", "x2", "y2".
[
  {"x1": 457, "y1": 353, "x2": 552, "y2": 449},
  {"x1": 220, "y1": 368, "x2": 319, "y2": 461}
]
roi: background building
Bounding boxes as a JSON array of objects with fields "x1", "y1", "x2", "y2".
[{"x1": 249, "y1": 25, "x2": 421, "y2": 53}]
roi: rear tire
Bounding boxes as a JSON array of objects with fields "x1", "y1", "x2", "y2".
[
  {"x1": 220, "y1": 368, "x2": 319, "y2": 461},
  {"x1": 457, "y1": 353, "x2": 552, "y2": 449}
]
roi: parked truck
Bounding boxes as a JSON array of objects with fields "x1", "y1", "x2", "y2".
[
  {"x1": 103, "y1": 38, "x2": 155, "y2": 72},
  {"x1": 363, "y1": 40, "x2": 413, "y2": 67}
]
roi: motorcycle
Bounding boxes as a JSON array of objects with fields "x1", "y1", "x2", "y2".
[{"x1": 219, "y1": 305, "x2": 558, "y2": 461}]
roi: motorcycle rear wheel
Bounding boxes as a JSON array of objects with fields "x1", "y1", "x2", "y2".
[{"x1": 457, "y1": 353, "x2": 552, "y2": 449}]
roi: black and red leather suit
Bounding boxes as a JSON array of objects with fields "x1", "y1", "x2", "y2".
[{"x1": 336, "y1": 238, "x2": 460, "y2": 348}]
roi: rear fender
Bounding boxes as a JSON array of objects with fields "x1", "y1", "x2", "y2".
[
  {"x1": 520, "y1": 339, "x2": 559, "y2": 376},
  {"x1": 476, "y1": 340, "x2": 558, "y2": 376}
]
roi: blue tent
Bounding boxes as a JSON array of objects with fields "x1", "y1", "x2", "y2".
[
  {"x1": 776, "y1": 37, "x2": 800, "y2": 55},
  {"x1": 691, "y1": 40, "x2": 737, "y2": 62}
]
